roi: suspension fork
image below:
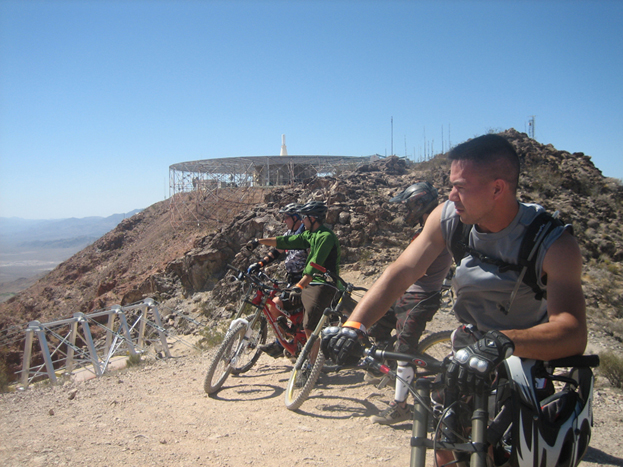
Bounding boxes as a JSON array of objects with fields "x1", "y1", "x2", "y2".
[
  {"x1": 470, "y1": 391, "x2": 489, "y2": 467},
  {"x1": 410, "y1": 378, "x2": 432, "y2": 467}
]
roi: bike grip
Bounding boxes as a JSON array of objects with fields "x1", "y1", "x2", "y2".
[
  {"x1": 310, "y1": 262, "x2": 326, "y2": 273},
  {"x1": 546, "y1": 354, "x2": 600, "y2": 368}
]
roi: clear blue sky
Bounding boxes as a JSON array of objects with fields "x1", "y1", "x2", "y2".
[{"x1": 1, "y1": 0, "x2": 621, "y2": 220}]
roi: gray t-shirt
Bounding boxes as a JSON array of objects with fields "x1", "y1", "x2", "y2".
[{"x1": 440, "y1": 201, "x2": 571, "y2": 332}]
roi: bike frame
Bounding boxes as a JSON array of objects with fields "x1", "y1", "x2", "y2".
[{"x1": 228, "y1": 265, "x2": 307, "y2": 358}]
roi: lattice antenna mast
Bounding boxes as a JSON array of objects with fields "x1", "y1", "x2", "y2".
[{"x1": 390, "y1": 116, "x2": 394, "y2": 156}]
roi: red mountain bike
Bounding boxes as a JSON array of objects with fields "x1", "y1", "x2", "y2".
[{"x1": 203, "y1": 264, "x2": 306, "y2": 394}]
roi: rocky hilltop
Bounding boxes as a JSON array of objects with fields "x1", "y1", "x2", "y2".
[{"x1": 1, "y1": 129, "x2": 622, "y2": 377}]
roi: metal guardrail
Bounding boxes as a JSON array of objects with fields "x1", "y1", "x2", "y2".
[{"x1": 16, "y1": 298, "x2": 183, "y2": 388}]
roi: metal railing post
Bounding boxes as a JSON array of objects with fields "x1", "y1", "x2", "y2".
[
  {"x1": 112, "y1": 305, "x2": 138, "y2": 359},
  {"x1": 137, "y1": 303, "x2": 148, "y2": 350},
  {"x1": 105, "y1": 311, "x2": 116, "y2": 357},
  {"x1": 66, "y1": 317, "x2": 79, "y2": 374},
  {"x1": 20, "y1": 322, "x2": 37, "y2": 387},
  {"x1": 145, "y1": 298, "x2": 171, "y2": 358},
  {"x1": 33, "y1": 324, "x2": 57, "y2": 385},
  {"x1": 74, "y1": 312, "x2": 103, "y2": 377}
]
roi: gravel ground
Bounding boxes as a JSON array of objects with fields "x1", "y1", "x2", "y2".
[{"x1": 2, "y1": 303, "x2": 622, "y2": 467}]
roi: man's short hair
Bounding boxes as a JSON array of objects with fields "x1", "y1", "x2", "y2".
[{"x1": 448, "y1": 134, "x2": 520, "y2": 192}]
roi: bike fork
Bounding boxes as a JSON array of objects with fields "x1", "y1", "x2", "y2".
[
  {"x1": 470, "y1": 392, "x2": 488, "y2": 467},
  {"x1": 410, "y1": 379, "x2": 431, "y2": 467},
  {"x1": 295, "y1": 310, "x2": 332, "y2": 370}
]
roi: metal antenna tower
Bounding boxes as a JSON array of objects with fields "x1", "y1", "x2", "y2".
[
  {"x1": 528, "y1": 116, "x2": 536, "y2": 139},
  {"x1": 391, "y1": 116, "x2": 394, "y2": 155}
]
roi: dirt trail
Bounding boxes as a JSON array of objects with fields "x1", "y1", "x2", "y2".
[{"x1": 2, "y1": 299, "x2": 623, "y2": 467}]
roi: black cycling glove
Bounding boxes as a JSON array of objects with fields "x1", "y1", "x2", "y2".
[
  {"x1": 321, "y1": 326, "x2": 364, "y2": 366},
  {"x1": 281, "y1": 286, "x2": 303, "y2": 306},
  {"x1": 445, "y1": 330, "x2": 514, "y2": 393},
  {"x1": 246, "y1": 239, "x2": 260, "y2": 251}
]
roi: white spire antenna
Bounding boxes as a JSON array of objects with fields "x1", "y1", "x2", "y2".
[{"x1": 280, "y1": 134, "x2": 288, "y2": 156}]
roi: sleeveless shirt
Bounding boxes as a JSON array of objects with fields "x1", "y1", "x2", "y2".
[
  {"x1": 440, "y1": 200, "x2": 570, "y2": 332},
  {"x1": 407, "y1": 230, "x2": 452, "y2": 294}
]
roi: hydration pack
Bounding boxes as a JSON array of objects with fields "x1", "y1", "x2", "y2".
[{"x1": 449, "y1": 211, "x2": 566, "y2": 301}]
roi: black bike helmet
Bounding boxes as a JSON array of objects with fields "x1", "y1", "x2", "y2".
[
  {"x1": 279, "y1": 203, "x2": 302, "y2": 220},
  {"x1": 298, "y1": 200, "x2": 328, "y2": 222},
  {"x1": 389, "y1": 181, "x2": 438, "y2": 220}
]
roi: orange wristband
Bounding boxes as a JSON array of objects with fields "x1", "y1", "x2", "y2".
[
  {"x1": 343, "y1": 320, "x2": 367, "y2": 334},
  {"x1": 295, "y1": 282, "x2": 305, "y2": 290}
]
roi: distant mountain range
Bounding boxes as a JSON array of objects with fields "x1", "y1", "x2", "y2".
[
  {"x1": 0, "y1": 210, "x2": 142, "y2": 250},
  {"x1": 0, "y1": 210, "x2": 143, "y2": 294}
]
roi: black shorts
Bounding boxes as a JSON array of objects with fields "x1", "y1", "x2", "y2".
[{"x1": 301, "y1": 283, "x2": 339, "y2": 331}]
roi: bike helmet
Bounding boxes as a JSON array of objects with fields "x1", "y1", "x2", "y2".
[
  {"x1": 298, "y1": 200, "x2": 328, "y2": 222},
  {"x1": 492, "y1": 356, "x2": 595, "y2": 467},
  {"x1": 279, "y1": 203, "x2": 302, "y2": 220},
  {"x1": 389, "y1": 181, "x2": 438, "y2": 220}
]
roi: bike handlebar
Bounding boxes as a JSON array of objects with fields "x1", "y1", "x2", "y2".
[
  {"x1": 309, "y1": 262, "x2": 368, "y2": 292},
  {"x1": 226, "y1": 264, "x2": 285, "y2": 293},
  {"x1": 364, "y1": 346, "x2": 445, "y2": 375},
  {"x1": 545, "y1": 354, "x2": 600, "y2": 369}
]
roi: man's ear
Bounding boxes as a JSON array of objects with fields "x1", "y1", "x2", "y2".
[{"x1": 492, "y1": 179, "x2": 506, "y2": 199}]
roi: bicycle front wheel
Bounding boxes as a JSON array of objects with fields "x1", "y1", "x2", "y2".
[
  {"x1": 417, "y1": 330, "x2": 453, "y2": 363},
  {"x1": 230, "y1": 315, "x2": 267, "y2": 375},
  {"x1": 284, "y1": 338, "x2": 326, "y2": 411},
  {"x1": 204, "y1": 322, "x2": 247, "y2": 394}
]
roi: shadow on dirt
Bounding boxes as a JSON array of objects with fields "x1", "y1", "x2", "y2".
[{"x1": 583, "y1": 447, "x2": 623, "y2": 466}]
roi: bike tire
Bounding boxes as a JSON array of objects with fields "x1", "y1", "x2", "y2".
[
  {"x1": 230, "y1": 316, "x2": 267, "y2": 375},
  {"x1": 416, "y1": 330, "x2": 453, "y2": 363},
  {"x1": 284, "y1": 340, "x2": 326, "y2": 411},
  {"x1": 204, "y1": 322, "x2": 246, "y2": 394}
]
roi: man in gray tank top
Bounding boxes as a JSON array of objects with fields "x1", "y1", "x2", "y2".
[{"x1": 322, "y1": 134, "x2": 587, "y2": 462}]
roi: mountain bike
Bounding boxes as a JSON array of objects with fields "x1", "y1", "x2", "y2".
[
  {"x1": 362, "y1": 344, "x2": 599, "y2": 467},
  {"x1": 284, "y1": 262, "x2": 367, "y2": 411},
  {"x1": 203, "y1": 264, "x2": 306, "y2": 395}
]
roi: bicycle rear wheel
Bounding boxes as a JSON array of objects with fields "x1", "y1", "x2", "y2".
[
  {"x1": 417, "y1": 330, "x2": 453, "y2": 363},
  {"x1": 230, "y1": 315, "x2": 267, "y2": 374},
  {"x1": 284, "y1": 338, "x2": 326, "y2": 411},
  {"x1": 204, "y1": 322, "x2": 246, "y2": 394}
]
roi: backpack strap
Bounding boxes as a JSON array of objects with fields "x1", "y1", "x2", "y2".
[
  {"x1": 448, "y1": 210, "x2": 566, "y2": 303},
  {"x1": 449, "y1": 219, "x2": 472, "y2": 267},
  {"x1": 514, "y1": 211, "x2": 564, "y2": 301}
]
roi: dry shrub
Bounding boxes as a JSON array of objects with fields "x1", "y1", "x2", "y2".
[{"x1": 599, "y1": 351, "x2": 623, "y2": 389}]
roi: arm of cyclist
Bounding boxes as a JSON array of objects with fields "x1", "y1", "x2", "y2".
[
  {"x1": 502, "y1": 231, "x2": 587, "y2": 361},
  {"x1": 348, "y1": 205, "x2": 447, "y2": 329},
  {"x1": 322, "y1": 206, "x2": 447, "y2": 364}
]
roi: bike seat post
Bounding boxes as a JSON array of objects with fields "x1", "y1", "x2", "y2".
[{"x1": 411, "y1": 378, "x2": 432, "y2": 467}]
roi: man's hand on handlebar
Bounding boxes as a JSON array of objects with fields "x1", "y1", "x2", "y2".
[
  {"x1": 247, "y1": 262, "x2": 263, "y2": 275},
  {"x1": 445, "y1": 330, "x2": 514, "y2": 393},
  {"x1": 281, "y1": 286, "x2": 303, "y2": 306},
  {"x1": 320, "y1": 326, "x2": 364, "y2": 366}
]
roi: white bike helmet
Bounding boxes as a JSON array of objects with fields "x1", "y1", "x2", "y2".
[
  {"x1": 492, "y1": 356, "x2": 595, "y2": 467},
  {"x1": 279, "y1": 203, "x2": 302, "y2": 220}
]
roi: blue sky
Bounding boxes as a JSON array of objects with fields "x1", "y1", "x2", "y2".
[{"x1": 1, "y1": 0, "x2": 621, "y2": 220}]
